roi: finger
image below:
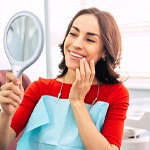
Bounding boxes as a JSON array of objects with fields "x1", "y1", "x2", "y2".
[
  {"x1": 80, "y1": 58, "x2": 85, "y2": 82},
  {"x1": 5, "y1": 73, "x2": 23, "y2": 96},
  {"x1": 89, "y1": 60, "x2": 95, "y2": 83},
  {"x1": 75, "y1": 68, "x2": 81, "y2": 83},
  {"x1": 6, "y1": 72, "x2": 20, "y2": 86},
  {"x1": 72, "y1": 68, "x2": 81, "y2": 88},
  {"x1": 0, "y1": 90, "x2": 22, "y2": 105},
  {"x1": 1, "y1": 82, "x2": 22, "y2": 97},
  {"x1": 83, "y1": 58, "x2": 92, "y2": 82},
  {"x1": 0, "y1": 96, "x2": 20, "y2": 108}
]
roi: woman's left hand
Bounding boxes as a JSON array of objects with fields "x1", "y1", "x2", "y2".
[{"x1": 69, "y1": 58, "x2": 95, "y2": 104}]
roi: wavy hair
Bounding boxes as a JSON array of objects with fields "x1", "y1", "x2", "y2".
[{"x1": 57, "y1": 7, "x2": 122, "y2": 84}]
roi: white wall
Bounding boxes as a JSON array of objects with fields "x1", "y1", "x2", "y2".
[{"x1": 0, "y1": 0, "x2": 46, "y2": 82}]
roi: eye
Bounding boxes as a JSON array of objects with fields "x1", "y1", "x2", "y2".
[
  {"x1": 87, "y1": 38, "x2": 95, "y2": 43},
  {"x1": 69, "y1": 32, "x2": 77, "y2": 37}
]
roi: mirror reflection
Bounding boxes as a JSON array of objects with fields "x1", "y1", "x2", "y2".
[
  {"x1": 7, "y1": 16, "x2": 39, "y2": 62},
  {"x1": 3, "y1": 11, "x2": 44, "y2": 78}
]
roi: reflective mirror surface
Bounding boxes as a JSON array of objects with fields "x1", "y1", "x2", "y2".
[
  {"x1": 4, "y1": 11, "x2": 44, "y2": 77},
  {"x1": 7, "y1": 16, "x2": 38, "y2": 62}
]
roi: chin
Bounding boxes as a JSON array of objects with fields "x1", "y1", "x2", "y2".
[{"x1": 66, "y1": 63, "x2": 79, "y2": 70}]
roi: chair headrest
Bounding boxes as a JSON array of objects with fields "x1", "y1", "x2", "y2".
[{"x1": 0, "y1": 70, "x2": 31, "y2": 90}]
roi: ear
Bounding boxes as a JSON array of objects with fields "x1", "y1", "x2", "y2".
[{"x1": 101, "y1": 50, "x2": 106, "y2": 59}]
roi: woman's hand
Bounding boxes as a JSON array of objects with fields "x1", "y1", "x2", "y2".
[
  {"x1": 69, "y1": 58, "x2": 95, "y2": 104},
  {"x1": 0, "y1": 72, "x2": 24, "y2": 117}
]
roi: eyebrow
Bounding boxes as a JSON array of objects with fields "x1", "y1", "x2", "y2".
[{"x1": 71, "y1": 26, "x2": 100, "y2": 38}]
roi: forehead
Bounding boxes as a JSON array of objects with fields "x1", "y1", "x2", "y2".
[{"x1": 72, "y1": 14, "x2": 100, "y2": 34}]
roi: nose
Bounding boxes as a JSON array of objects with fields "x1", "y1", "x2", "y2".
[{"x1": 72, "y1": 37, "x2": 84, "y2": 49}]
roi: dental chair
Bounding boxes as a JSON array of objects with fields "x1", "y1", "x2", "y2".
[
  {"x1": 0, "y1": 70, "x2": 31, "y2": 90},
  {"x1": 0, "y1": 69, "x2": 31, "y2": 150}
]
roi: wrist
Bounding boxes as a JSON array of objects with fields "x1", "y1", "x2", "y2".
[
  {"x1": 70, "y1": 99, "x2": 85, "y2": 109},
  {"x1": 0, "y1": 110, "x2": 13, "y2": 121}
]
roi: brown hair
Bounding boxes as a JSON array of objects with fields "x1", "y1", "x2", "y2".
[{"x1": 57, "y1": 7, "x2": 122, "y2": 84}]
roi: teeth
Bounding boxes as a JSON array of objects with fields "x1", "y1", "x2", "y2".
[{"x1": 70, "y1": 52, "x2": 83, "y2": 58}]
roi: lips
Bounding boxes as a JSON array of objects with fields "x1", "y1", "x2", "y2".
[{"x1": 69, "y1": 51, "x2": 85, "y2": 59}]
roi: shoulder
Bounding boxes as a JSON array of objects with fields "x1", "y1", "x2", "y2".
[
  {"x1": 102, "y1": 83, "x2": 128, "y2": 95},
  {"x1": 100, "y1": 83, "x2": 129, "y2": 104},
  {"x1": 25, "y1": 77, "x2": 61, "y2": 97},
  {"x1": 30, "y1": 77, "x2": 58, "y2": 88},
  {"x1": 38, "y1": 77, "x2": 57, "y2": 85}
]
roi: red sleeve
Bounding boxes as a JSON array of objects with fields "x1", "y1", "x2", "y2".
[
  {"x1": 10, "y1": 78, "x2": 59, "y2": 135},
  {"x1": 10, "y1": 80, "x2": 40, "y2": 135},
  {"x1": 101, "y1": 84, "x2": 129, "y2": 148}
]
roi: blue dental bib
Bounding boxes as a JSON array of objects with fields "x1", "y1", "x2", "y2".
[{"x1": 17, "y1": 96, "x2": 109, "y2": 150}]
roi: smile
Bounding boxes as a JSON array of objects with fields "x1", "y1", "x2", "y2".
[{"x1": 69, "y1": 51, "x2": 85, "y2": 59}]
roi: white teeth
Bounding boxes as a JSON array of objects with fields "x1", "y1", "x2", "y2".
[{"x1": 70, "y1": 52, "x2": 83, "y2": 58}]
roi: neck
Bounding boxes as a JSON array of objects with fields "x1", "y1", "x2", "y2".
[{"x1": 64, "y1": 69, "x2": 76, "y2": 84}]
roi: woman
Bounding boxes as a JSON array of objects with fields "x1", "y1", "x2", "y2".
[{"x1": 0, "y1": 7, "x2": 129, "y2": 150}]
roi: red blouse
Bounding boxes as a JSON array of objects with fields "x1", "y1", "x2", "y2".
[{"x1": 11, "y1": 77, "x2": 129, "y2": 148}]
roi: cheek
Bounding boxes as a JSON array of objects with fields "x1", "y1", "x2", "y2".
[
  {"x1": 64, "y1": 37, "x2": 72, "y2": 51},
  {"x1": 87, "y1": 48, "x2": 102, "y2": 63},
  {"x1": 64, "y1": 35, "x2": 72, "y2": 45}
]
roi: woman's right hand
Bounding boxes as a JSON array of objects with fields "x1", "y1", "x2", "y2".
[{"x1": 0, "y1": 72, "x2": 24, "y2": 117}]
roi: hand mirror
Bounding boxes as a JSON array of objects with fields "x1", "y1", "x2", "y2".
[{"x1": 3, "y1": 11, "x2": 44, "y2": 78}]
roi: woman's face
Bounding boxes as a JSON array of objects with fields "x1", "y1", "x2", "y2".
[{"x1": 64, "y1": 14, "x2": 105, "y2": 70}]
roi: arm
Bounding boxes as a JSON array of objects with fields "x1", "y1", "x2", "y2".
[
  {"x1": 71, "y1": 101, "x2": 119, "y2": 150},
  {"x1": 0, "y1": 112, "x2": 16, "y2": 150},
  {"x1": 69, "y1": 58, "x2": 119, "y2": 150},
  {"x1": 0, "y1": 73, "x2": 23, "y2": 149}
]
